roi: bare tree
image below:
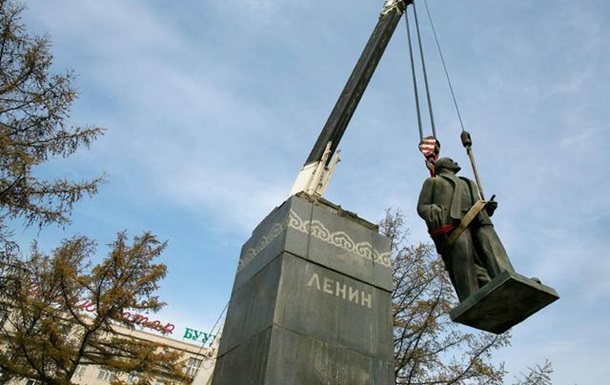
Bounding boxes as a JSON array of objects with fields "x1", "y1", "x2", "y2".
[
  {"x1": 511, "y1": 360, "x2": 553, "y2": 385},
  {"x1": 381, "y1": 209, "x2": 553, "y2": 385}
]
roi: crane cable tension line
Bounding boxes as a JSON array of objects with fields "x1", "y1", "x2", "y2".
[
  {"x1": 405, "y1": 1, "x2": 439, "y2": 176},
  {"x1": 406, "y1": 0, "x2": 484, "y2": 199}
]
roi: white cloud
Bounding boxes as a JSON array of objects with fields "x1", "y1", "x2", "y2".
[
  {"x1": 559, "y1": 127, "x2": 600, "y2": 148},
  {"x1": 161, "y1": 163, "x2": 288, "y2": 232},
  {"x1": 19, "y1": 1, "x2": 610, "y2": 382}
]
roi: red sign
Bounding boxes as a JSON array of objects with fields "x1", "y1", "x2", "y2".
[{"x1": 76, "y1": 301, "x2": 175, "y2": 334}]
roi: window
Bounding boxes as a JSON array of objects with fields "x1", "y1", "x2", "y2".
[
  {"x1": 75, "y1": 365, "x2": 87, "y2": 377},
  {"x1": 185, "y1": 357, "x2": 203, "y2": 377},
  {"x1": 97, "y1": 368, "x2": 117, "y2": 382},
  {"x1": 0, "y1": 308, "x2": 8, "y2": 327},
  {"x1": 126, "y1": 373, "x2": 141, "y2": 384},
  {"x1": 58, "y1": 322, "x2": 73, "y2": 335}
]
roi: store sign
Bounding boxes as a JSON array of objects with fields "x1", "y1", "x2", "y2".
[
  {"x1": 183, "y1": 327, "x2": 215, "y2": 346},
  {"x1": 28, "y1": 284, "x2": 176, "y2": 335},
  {"x1": 76, "y1": 301, "x2": 175, "y2": 334}
]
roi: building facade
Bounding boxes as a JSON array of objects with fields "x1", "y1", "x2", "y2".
[{"x1": 0, "y1": 309, "x2": 217, "y2": 385}]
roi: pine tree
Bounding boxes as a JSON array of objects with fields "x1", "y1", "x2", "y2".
[{"x1": 0, "y1": 0, "x2": 104, "y2": 255}]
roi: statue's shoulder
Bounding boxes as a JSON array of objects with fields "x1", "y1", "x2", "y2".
[
  {"x1": 458, "y1": 176, "x2": 477, "y2": 186},
  {"x1": 435, "y1": 174, "x2": 455, "y2": 184},
  {"x1": 421, "y1": 175, "x2": 449, "y2": 191},
  {"x1": 422, "y1": 176, "x2": 440, "y2": 185}
]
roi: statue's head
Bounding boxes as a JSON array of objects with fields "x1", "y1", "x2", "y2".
[{"x1": 435, "y1": 157, "x2": 461, "y2": 174}]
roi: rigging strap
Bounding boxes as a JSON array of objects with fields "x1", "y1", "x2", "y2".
[
  {"x1": 418, "y1": 135, "x2": 441, "y2": 176},
  {"x1": 445, "y1": 199, "x2": 487, "y2": 253}
]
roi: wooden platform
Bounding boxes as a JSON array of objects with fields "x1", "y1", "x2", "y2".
[{"x1": 449, "y1": 270, "x2": 560, "y2": 334}]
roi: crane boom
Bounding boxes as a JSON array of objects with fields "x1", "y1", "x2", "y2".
[{"x1": 289, "y1": 0, "x2": 411, "y2": 197}]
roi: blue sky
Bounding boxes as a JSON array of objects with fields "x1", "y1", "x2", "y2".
[{"x1": 17, "y1": 0, "x2": 610, "y2": 383}]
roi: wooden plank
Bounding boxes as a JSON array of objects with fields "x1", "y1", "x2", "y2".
[{"x1": 449, "y1": 270, "x2": 560, "y2": 334}]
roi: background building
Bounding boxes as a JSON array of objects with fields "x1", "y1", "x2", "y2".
[{"x1": 0, "y1": 309, "x2": 218, "y2": 385}]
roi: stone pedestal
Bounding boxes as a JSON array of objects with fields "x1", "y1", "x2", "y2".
[{"x1": 210, "y1": 194, "x2": 394, "y2": 385}]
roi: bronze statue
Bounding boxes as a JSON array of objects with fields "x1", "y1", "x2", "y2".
[{"x1": 417, "y1": 157, "x2": 515, "y2": 302}]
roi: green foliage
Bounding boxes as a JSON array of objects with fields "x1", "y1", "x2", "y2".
[
  {"x1": 0, "y1": 232, "x2": 191, "y2": 385},
  {"x1": 0, "y1": 0, "x2": 104, "y2": 254}
]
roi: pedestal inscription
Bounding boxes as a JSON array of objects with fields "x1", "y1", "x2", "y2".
[
  {"x1": 211, "y1": 194, "x2": 394, "y2": 385},
  {"x1": 307, "y1": 272, "x2": 373, "y2": 308}
]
